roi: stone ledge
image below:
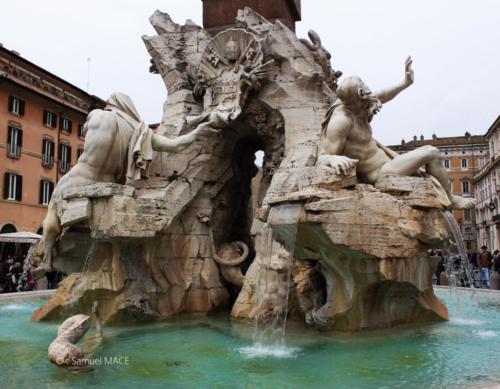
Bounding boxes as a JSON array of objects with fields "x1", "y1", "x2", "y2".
[
  {"x1": 375, "y1": 174, "x2": 450, "y2": 209},
  {"x1": 62, "y1": 183, "x2": 134, "y2": 200},
  {"x1": 0, "y1": 289, "x2": 56, "y2": 301}
]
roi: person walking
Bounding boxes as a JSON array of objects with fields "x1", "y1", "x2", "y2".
[
  {"x1": 490, "y1": 250, "x2": 500, "y2": 290},
  {"x1": 477, "y1": 246, "x2": 492, "y2": 288}
]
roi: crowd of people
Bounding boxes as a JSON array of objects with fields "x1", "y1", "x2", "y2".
[
  {"x1": 433, "y1": 245, "x2": 500, "y2": 289},
  {"x1": 0, "y1": 252, "x2": 67, "y2": 293},
  {"x1": 0, "y1": 254, "x2": 37, "y2": 293}
]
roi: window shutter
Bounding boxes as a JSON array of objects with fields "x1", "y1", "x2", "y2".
[
  {"x1": 68, "y1": 146, "x2": 72, "y2": 165},
  {"x1": 8, "y1": 96, "x2": 13, "y2": 112},
  {"x1": 43, "y1": 110, "x2": 48, "y2": 125},
  {"x1": 15, "y1": 175, "x2": 22, "y2": 201},
  {"x1": 3, "y1": 173, "x2": 9, "y2": 199},
  {"x1": 39, "y1": 180, "x2": 43, "y2": 204},
  {"x1": 50, "y1": 141, "x2": 55, "y2": 157},
  {"x1": 7, "y1": 126, "x2": 12, "y2": 144},
  {"x1": 68, "y1": 120, "x2": 72, "y2": 133},
  {"x1": 18, "y1": 129, "x2": 22, "y2": 147},
  {"x1": 52, "y1": 114, "x2": 57, "y2": 128},
  {"x1": 58, "y1": 143, "x2": 62, "y2": 160},
  {"x1": 19, "y1": 100, "x2": 25, "y2": 116},
  {"x1": 49, "y1": 181, "x2": 54, "y2": 200},
  {"x1": 59, "y1": 117, "x2": 63, "y2": 130}
]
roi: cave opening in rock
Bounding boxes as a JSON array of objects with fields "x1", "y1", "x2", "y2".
[{"x1": 209, "y1": 100, "x2": 285, "y2": 305}]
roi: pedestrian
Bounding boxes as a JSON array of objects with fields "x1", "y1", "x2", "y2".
[
  {"x1": 435, "y1": 252, "x2": 445, "y2": 286},
  {"x1": 477, "y1": 245, "x2": 492, "y2": 288},
  {"x1": 490, "y1": 250, "x2": 500, "y2": 290}
]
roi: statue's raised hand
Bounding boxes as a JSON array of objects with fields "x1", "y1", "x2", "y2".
[
  {"x1": 404, "y1": 56, "x2": 414, "y2": 86},
  {"x1": 318, "y1": 154, "x2": 358, "y2": 176}
]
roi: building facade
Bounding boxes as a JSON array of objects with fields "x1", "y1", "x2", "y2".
[
  {"x1": 389, "y1": 134, "x2": 489, "y2": 251},
  {"x1": 473, "y1": 116, "x2": 500, "y2": 251},
  {"x1": 0, "y1": 45, "x2": 104, "y2": 233}
]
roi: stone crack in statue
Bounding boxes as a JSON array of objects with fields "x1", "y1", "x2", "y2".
[
  {"x1": 34, "y1": 92, "x2": 219, "y2": 276},
  {"x1": 319, "y1": 56, "x2": 475, "y2": 210}
]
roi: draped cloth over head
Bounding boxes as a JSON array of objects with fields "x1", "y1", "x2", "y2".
[{"x1": 105, "y1": 92, "x2": 154, "y2": 180}]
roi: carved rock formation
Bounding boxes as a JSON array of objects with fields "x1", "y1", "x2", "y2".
[
  {"x1": 33, "y1": 8, "x2": 450, "y2": 331},
  {"x1": 232, "y1": 181, "x2": 449, "y2": 330}
]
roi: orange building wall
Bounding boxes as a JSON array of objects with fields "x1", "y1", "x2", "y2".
[{"x1": 0, "y1": 81, "x2": 86, "y2": 232}]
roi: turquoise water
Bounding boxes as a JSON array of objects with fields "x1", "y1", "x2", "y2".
[{"x1": 1, "y1": 290, "x2": 500, "y2": 388}]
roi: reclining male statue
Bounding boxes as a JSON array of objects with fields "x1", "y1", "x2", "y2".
[
  {"x1": 34, "y1": 92, "x2": 221, "y2": 276},
  {"x1": 318, "y1": 56, "x2": 475, "y2": 210}
]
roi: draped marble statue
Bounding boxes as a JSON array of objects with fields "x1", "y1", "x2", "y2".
[{"x1": 34, "y1": 92, "x2": 219, "y2": 275}]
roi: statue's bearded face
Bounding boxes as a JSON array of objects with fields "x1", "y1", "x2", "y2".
[
  {"x1": 337, "y1": 76, "x2": 382, "y2": 122},
  {"x1": 224, "y1": 40, "x2": 240, "y2": 62}
]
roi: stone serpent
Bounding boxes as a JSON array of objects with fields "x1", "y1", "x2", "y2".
[
  {"x1": 48, "y1": 301, "x2": 102, "y2": 371},
  {"x1": 198, "y1": 213, "x2": 249, "y2": 267}
]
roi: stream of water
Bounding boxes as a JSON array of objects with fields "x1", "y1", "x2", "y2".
[
  {"x1": 441, "y1": 210, "x2": 476, "y2": 288},
  {"x1": 241, "y1": 204, "x2": 302, "y2": 358}
]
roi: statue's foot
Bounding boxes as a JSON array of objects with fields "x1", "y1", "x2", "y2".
[
  {"x1": 32, "y1": 263, "x2": 52, "y2": 279},
  {"x1": 450, "y1": 195, "x2": 476, "y2": 209}
]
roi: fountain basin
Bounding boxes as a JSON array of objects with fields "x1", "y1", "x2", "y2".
[{"x1": 2, "y1": 288, "x2": 500, "y2": 388}]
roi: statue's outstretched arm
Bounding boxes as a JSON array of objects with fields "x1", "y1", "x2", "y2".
[
  {"x1": 151, "y1": 125, "x2": 219, "y2": 153},
  {"x1": 375, "y1": 56, "x2": 414, "y2": 104}
]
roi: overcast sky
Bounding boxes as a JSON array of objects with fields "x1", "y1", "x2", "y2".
[{"x1": 1, "y1": 0, "x2": 498, "y2": 145}]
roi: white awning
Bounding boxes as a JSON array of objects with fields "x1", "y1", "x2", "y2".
[{"x1": 0, "y1": 232, "x2": 41, "y2": 244}]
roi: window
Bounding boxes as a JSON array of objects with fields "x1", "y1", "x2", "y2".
[
  {"x1": 61, "y1": 117, "x2": 72, "y2": 133},
  {"x1": 443, "y1": 159, "x2": 450, "y2": 169},
  {"x1": 479, "y1": 156, "x2": 485, "y2": 168},
  {"x1": 43, "y1": 110, "x2": 57, "y2": 128},
  {"x1": 58, "y1": 143, "x2": 71, "y2": 173},
  {"x1": 42, "y1": 139, "x2": 55, "y2": 167},
  {"x1": 3, "y1": 173, "x2": 22, "y2": 201},
  {"x1": 39, "y1": 180, "x2": 54, "y2": 205},
  {"x1": 461, "y1": 158, "x2": 468, "y2": 169},
  {"x1": 8, "y1": 96, "x2": 25, "y2": 116},
  {"x1": 7, "y1": 126, "x2": 22, "y2": 158},
  {"x1": 462, "y1": 181, "x2": 470, "y2": 193},
  {"x1": 77, "y1": 123, "x2": 85, "y2": 138},
  {"x1": 77, "y1": 147, "x2": 84, "y2": 160},
  {"x1": 464, "y1": 209, "x2": 471, "y2": 221}
]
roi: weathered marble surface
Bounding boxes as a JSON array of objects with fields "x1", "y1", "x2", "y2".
[
  {"x1": 233, "y1": 181, "x2": 449, "y2": 330},
  {"x1": 34, "y1": 8, "x2": 451, "y2": 331}
]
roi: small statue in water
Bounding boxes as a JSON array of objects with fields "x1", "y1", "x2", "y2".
[
  {"x1": 319, "y1": 56, "x2": 475, "y2": 209},
  {"x1": 48, "y1": 301, "x2": 103, "y2": 371}
]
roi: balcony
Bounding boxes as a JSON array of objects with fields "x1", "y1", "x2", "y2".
[
  {"x1": 59, "y1": 160, "x2": 71, "y2": 173},
  {"x1": 7, "y1": 144, "x2": 21, "y2": 158},
  {"x1": 42, "y1": 154, "x2": 54, "y2": 167}
]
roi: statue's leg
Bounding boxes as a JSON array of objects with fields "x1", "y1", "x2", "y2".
[
  {"x1": 33, "y1": 202, "x2": 61, "y2": 278},
  {"x1": 379, "y1": 145, "x2": 475, "y2": 209}
]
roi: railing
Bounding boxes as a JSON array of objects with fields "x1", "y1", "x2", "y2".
[
  {"x1": 7, "y1": 144, "x2": 21, "y2": 158},
  {"x1": 59, "y1": 160, "x2": 70, "y2": 173},
  {"x1": 42, "y1": 154, "x2": 53, "y2": 167}
]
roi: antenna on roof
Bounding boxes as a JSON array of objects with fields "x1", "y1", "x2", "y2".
[{"x1": 86, "y1": 57, "x2": 91, "y2": 92}]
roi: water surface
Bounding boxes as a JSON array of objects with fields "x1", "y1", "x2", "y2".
[{"x1": 0, "y1": 290, "x2": 499, "y2": 388}]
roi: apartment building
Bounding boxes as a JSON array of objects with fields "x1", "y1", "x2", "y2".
[
  {"x1": 473, "y1": 116, "x2": 500, "y2": 251},
  {"x1": 389, "y1": 133, "x2": 489, "y2": 251},
  {"x1": 0, "y1": 45, "x2": 104, "y2": 233}
]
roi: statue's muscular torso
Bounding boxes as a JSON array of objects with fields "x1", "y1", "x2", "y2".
[{"x1": 324, "y1": 105, "x2": 391, "y2": 183}]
